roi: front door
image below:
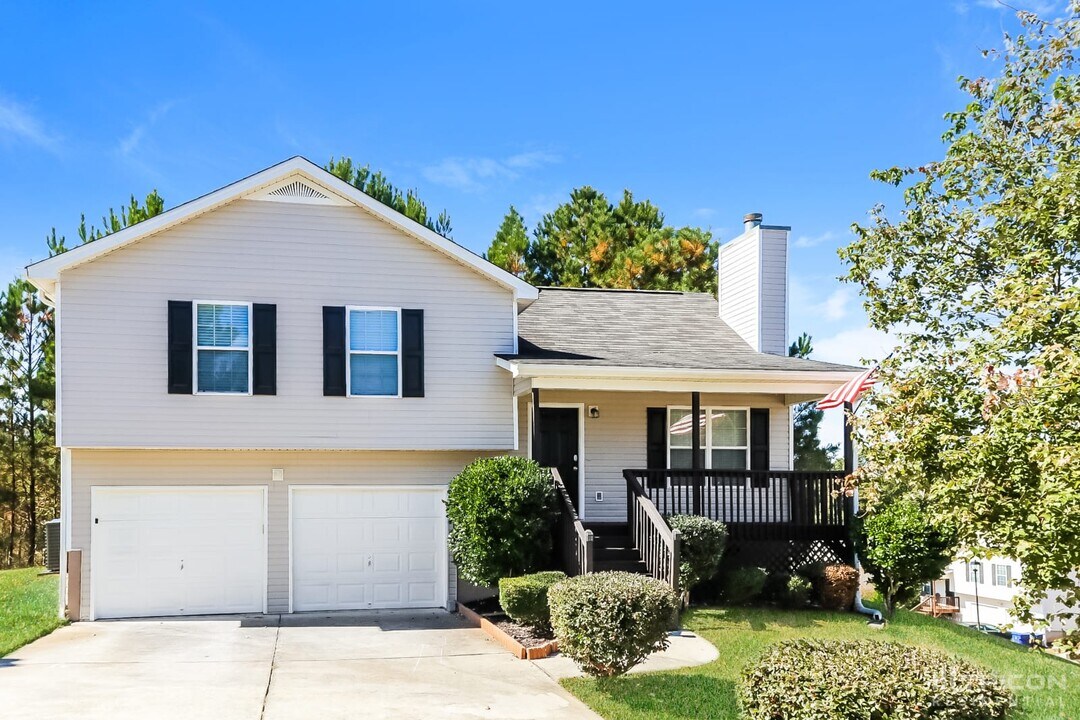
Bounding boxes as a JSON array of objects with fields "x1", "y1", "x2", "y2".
[{"x1": 539, "y1": 407, "x2": 580, "y2": 511}]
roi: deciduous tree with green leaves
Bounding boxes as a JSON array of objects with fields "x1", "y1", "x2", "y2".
[{"x1": 840, "y1": 5, "x2": 1080, "y2": 630}]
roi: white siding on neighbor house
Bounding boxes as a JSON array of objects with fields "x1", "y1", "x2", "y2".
[
  {"x1": 69, "y1": 448, "x2": 491, "y2": 619},
  {"x1": 718, "y1": 227, "x2": 788, "y2": 356},
  {"x1": 58, "y1": 199, "x2": 516, "y2": 450},
  {"x1": 518, "y1": 391, "x2": 792, "y2": 523}
]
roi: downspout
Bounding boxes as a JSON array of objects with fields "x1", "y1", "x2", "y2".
[{"x1": 844, "y1": 401, "x2": 883, "y2": 623}]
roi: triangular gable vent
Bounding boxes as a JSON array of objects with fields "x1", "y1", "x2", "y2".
[{"x1": 251, "y1": 176, "x2": 349, "y2": 206}]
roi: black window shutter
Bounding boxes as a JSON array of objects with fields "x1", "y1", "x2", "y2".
[
  {"x1": 750, "y1": 408, "x2": 770, "y2": 487},
  {"x1": 401, "y1": 309, "x2": 424, "y2": 397},
  {"x1": 252, "y1": 304, "x2": 276, "y2": 395},
  {"x1": 167, "y1": 301, "x2": 193, "y2": 394},
  {"x1": 646, "y1": 407, "x2": 667, "y2": 488},
  {"x1": 322, "y1": 306, "x2": 346, "y2": 396}
]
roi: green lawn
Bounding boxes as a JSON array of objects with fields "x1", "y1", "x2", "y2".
[
  {"x1": 563, "y1": 606, "x2": 1080, "y2": 720},
  {"x1": 0, "y1": 568, "x2": 65, "y2": 657}
]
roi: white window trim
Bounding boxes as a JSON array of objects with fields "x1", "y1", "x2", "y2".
[
  {"x1": 666, "y1": 405, "x2": 751, "y2": 471},
  {"x1": 345, "y1": 306, "x2": 402, "y2": 398},
  {"x1": 193, "y1": 300, "x2": 253, "y2": 396}
]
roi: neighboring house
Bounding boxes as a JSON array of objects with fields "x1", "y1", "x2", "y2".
[
  {"x1": 929, "y1": 556, "x2": 1077, "y2": 641},
  {"x1": 26, "y1": 157, "x2": 860, "y2": 621}
]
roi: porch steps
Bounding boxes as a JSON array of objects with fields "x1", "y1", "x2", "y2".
[{"x1": 584, "y1": 523, "x2": 648, "y2": 575}]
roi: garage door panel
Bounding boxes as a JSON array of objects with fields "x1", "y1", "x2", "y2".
[
  {"x1": 291, "y1": 488, "x2": 445, "y2": 611},
  {"x1": 92, "y1": 488, "x2": 266, "y2": 619}
]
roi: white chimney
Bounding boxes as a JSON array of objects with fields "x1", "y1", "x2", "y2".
[{"x1": 718, "y1": 212, "x2": 789, "y2": 355}]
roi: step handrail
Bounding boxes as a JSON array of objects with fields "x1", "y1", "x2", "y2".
[
  {"x1": 552, "y1": 468, "x2": 593, "y2": 575},
  {"x1": 624, "y1": 470, "x2": 680, "y2": 591}
]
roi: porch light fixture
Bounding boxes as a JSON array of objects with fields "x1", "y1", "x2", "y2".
[{"x1": 588, "y1": 405, "x2": 600, "y2": 418}]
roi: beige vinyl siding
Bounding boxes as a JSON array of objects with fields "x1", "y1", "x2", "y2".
[
  {"x1": 523, "y1": 391, "x2": 791, "y2": 522},
  {"x1": 758, "y1": 229, "x2": 789, "y2": 356},
  {"x1": 58, "y1": 199, "x2": 515, "y2": 450},
  {"x1": 70, "y1": 448, "x2": 491, "y2": 619},
  {"x1": 718, "y1": 234, "x2": 760, "y2": 351}
]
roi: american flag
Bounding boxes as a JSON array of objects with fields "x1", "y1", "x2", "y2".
[
  {"x1": 669, "y1": 412, "x2": 709, "y2": 435},
  {"x1": 816, "y1": 368, "x2": 876, "y2": 410}
]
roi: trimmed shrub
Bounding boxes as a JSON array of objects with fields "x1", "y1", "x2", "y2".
[
  {"x1": 780, "y1": 575, "x2": 813, "y2": 609},
  {"x1": 666, "y1": 515, "x2": 727, "y2": 602},
  {"x1": 819, "y1": 563, "x2": 859, "y2": 611},
  {"x1": 445, "y1": 456, "x2": 556, "y2": 587},
  {"x1": 739, "y1": 639, "x2": 1014, "y2": 720},
  {"x1": 498, "y1": 571, "x2": 566, "y2": 632},
  {"x1": 548, "y1": 571, "x2": 679, "y2": 677},
  {"x1": 762, "y1": 571, "x2": 791, "y2": 603},
  {"x1": 721, "y1": 566, "x2": 767, "y2": 606}
]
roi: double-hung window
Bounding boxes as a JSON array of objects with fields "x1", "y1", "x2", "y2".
[
  {"x1": 993, "y1": 563, "x2": 1012, "y2": 587},
  {"x1": 668, "y1": 407, "x2": 749, "y2": 470},
  {"x1": 195, "y1": 302, "x2": 251, "y2": 394},
  {"x1": 347, "y1": 307, "x2": 400, "y2": 396}
]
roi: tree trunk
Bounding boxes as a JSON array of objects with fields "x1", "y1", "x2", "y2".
[
  {"x1": 5, "y1": 395, "x2": 15, "y2": 568},
  {"x1": 25, "y1": 310, "x2": 37, "y2": 566}
]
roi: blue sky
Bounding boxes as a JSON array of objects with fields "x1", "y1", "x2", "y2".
[{"x1": 0, "y1": 2, "x2": 1049, "y2": 442}]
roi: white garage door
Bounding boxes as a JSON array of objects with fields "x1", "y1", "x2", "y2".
[
  {"x1": 291, "y1": 487, "x2": 446, "y2": 611},
  {"x1": 92, "y1": 487, "x2": 266, "y2": 620}
]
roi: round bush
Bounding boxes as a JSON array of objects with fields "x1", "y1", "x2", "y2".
[
  {"x1": 721, "y1": 566, "x2": 767, "y2": 605},
  {"x1": 445, "y1": 456, "x2": 556, "y2": 587},
  {"x1": 667, "y1": 515, "x2": 727, "y2": 599},
  {"x1": 819, "y1": 563, "x2": 860, "y2": 611},
  {"x1": 498, "y1": 571, "x2": 566, "y2": 632},
  {"x1": 739, "y1": 639, "x2": 1014, "y2": 720},
  {"x1": 548, "y1": 571, "x2": 679, "y2": 677},
  {"x1": 780, "y1": 574, "x2": 813, "y2": 609}
]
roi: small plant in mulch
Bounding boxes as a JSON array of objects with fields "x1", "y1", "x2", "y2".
[{"x1": 463, "y1": 596, "x2": 556, "y2": 649}]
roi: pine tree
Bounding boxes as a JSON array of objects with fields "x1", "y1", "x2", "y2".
[
  {"x1": 326, "y1": 157, "x2": 453, "y2": 238},
  {"x1": 485, "y1": 206, "x2": 529, "y2": 277},
  {"x1": 788, "y1": 333, "x2": 840, "y2": 470}
]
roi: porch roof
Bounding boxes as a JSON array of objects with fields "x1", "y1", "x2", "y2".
[{"x1": 497, "y1": 287, "x2": 863, "y2": 395}]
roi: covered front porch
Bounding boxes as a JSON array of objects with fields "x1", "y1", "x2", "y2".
[{"x1": 504, "y1": 363, "x2": 860, "y2": 587}]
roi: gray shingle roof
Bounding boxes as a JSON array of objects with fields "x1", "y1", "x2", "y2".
[{"x1": 499, "y1": 287, "x2": 860, "y2": 373}]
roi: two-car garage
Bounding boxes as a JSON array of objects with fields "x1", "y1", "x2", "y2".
[{"x1": 90, "y1": 485, "x2": 448, "y2": 620}]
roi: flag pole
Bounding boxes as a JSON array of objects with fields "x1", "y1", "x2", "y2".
[{"x1": 843, "y1": 400, "x2": 855, "y2": 475}]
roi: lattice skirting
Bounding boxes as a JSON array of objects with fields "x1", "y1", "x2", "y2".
[{"x1": 724, "y1": 538, "x2": 854, "y2": 574}]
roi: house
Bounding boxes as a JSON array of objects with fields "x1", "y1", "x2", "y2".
[
  {"x1": 922, "y1": 556, "x2": 1077, "y2": 642},
  {"x1": 26, "y1": 157, "x2": 861, "y2": 621}
]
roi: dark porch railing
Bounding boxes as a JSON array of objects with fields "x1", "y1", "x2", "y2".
[
  {"x1": 553, "y1": 468, "x2": 593, "y2": 575},
  {"x1": 622, "y1": 469, "x2": 851, "y2": 544},
  {"x1": 625, "y1": 471, "x2": 680, "y2": 590}
]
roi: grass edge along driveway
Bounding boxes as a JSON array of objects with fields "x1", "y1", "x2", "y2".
[
  {"x1": 0, "y1": 567, "x2": 65, "y2": 657},
  {"x1": 562, "y1": 606, "x2": 1080, "y2": 720}
]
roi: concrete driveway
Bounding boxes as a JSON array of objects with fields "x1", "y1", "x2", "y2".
[{"x1": 0, "y1": 611, "x2": 601, "y2": 720}]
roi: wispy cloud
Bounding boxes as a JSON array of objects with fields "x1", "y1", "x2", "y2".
[
  {"x1": 0, "y1": 93, "x2": 59, "y2": 152},
  {"x1": 422, "y1": 150, "x2": 561, "y2": 192},
  {"x1": 813, "y1": 325, "x2": 896, "y2": 366},
  {"x1": 793, "y1": 229, "x2": 844, "y2": 249},
  {"x1": 955, "y1": 0, "x2": 1064, "y2": 14},
  {"x1": 117, "y1": 100, "x2": 177, "y2": 158}
]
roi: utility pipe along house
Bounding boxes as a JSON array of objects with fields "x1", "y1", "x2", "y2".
[{"x1": 27, "y1": 157, "x2": 861, "y2": 621}]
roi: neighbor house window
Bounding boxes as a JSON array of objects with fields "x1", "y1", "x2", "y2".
[
  {"x1": 993, "y1": 564, "x2": 1012, "y2": 587},
  {"x1": 966, "y1": 561, "x2": 985, "y2": 584},
  {"x1": 668, "y1": 407, "x2": 749, "y2": 470},
  {"x1": 347, "y1": 307, "x2": 400, "y2": 396},
  {"x1": 195, "y1": 302, "x2": 251, "y2": 394}
]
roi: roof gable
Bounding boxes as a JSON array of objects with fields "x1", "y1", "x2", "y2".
[{"x1": 26, "y1": 157, "x2": 537, "y2": 303}]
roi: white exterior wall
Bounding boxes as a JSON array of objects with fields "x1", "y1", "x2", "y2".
[
  {"x1": 944, "y1": 556, "x2": 1077, "y2": 637},
  {"x1": 518, "y1": 391, "x2": 791, "y2": 522},
  {"x1": 69, "y1": 448, "x2": 492, "y2": 619},
  {"x1": 57, "y1": 199, "x2": 516, "y2": 450},
  {"x1": 718, "y1": 225, "x2": 788, "y2": 356}
]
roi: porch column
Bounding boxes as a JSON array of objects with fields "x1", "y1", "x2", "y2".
[
  {"x1": 843, "y1": 401, "x2": 854, "y2": 474},
  {"x1": 531, "y1": 388, "x2": 541, "y2": 462},
  {"x1": 691, "y1": 391, "x2": 702, "y2": 514}
]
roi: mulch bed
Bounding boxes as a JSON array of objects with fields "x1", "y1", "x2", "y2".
[{"x1": 463, "y1": 597, "x2": 555, "y2": 649}]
